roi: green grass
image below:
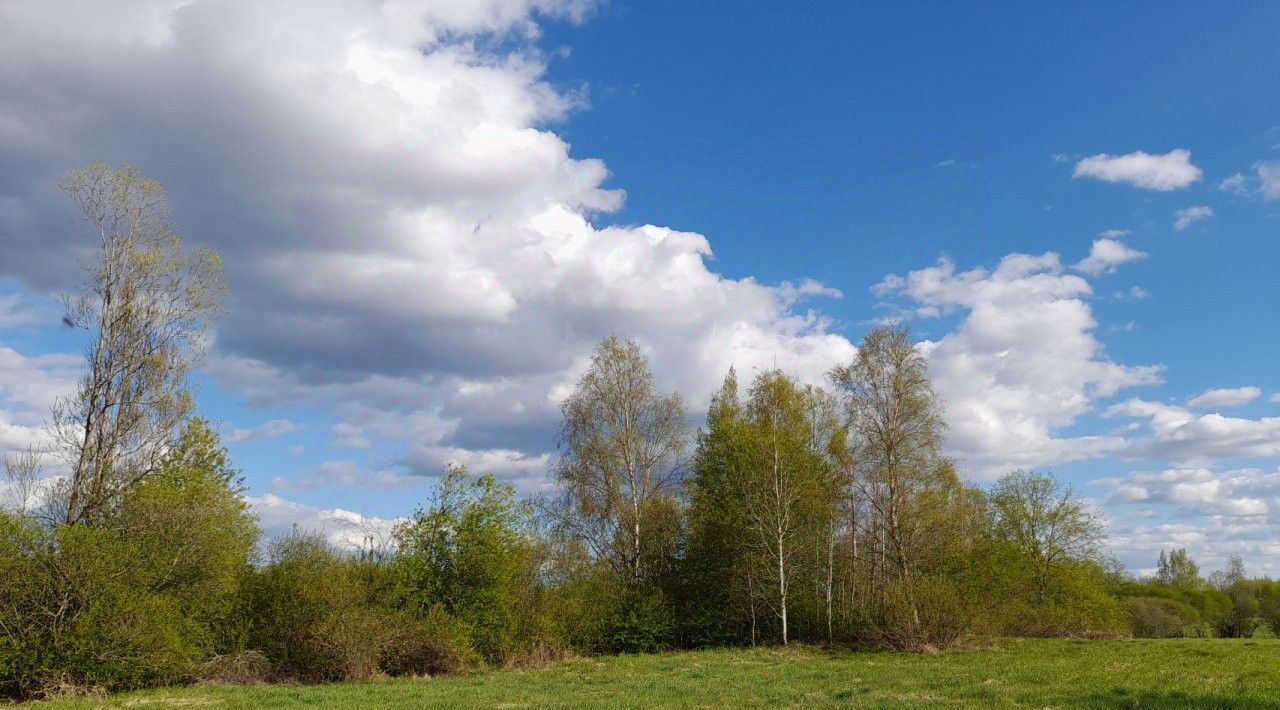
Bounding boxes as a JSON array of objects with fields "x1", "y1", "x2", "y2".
[{"x1": 26, "y1": 639, "x2": 1280, "y2": 709}]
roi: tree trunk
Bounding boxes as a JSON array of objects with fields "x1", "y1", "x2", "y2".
[
  {"x1": 826, "y1": 522, "x2": 835, "y2": 642},
  {"x1": 778, "y1": 533, "x2": 788, "y2": 645}
]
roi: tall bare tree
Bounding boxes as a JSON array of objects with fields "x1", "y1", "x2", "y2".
[
  {"x1": 555, "y1": 336, "x2": 689, "y2": 582},
  {"x1": 51, "y1": 163, "x2": 225, "y2": 525},
  {"x1": 2, "y1": 448, "x2": 44, "y2": 517}
]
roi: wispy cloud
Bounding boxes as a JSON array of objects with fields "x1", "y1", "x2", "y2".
[
  {"x1": 227, "y1": 419, "x2": 300, "y2": 444},
  {"x1": 1187, "y1": 386, "x2": 1261, "y2": 409},
  {"x1": 1258, "y1": 161, "x2": 1280, "y2": 200},
  {"x1": 1174, "y1": 205, "x2": 1213, "y2": 231}
]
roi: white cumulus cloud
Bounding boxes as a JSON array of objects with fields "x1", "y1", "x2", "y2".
[
  {"x1": 875, "y1": 251, "x2": 1162, "y2": 478},
  {"x1": 1106, "y1": 399, "x2": 1280, "y2": 464},
  {"x1": 1072, "y1": 149, "x2": 1202, "y2": 191},
  {"x1": 0, "y1": 0, "x2": 854, "y2": 488},
  {"x1": 247, "y1": 492, "x2": 405, "y2": 551},
  {"x1": 1074, "y1": 237, "x2": 1147, "y2": 276},
  {"x1": 1096, "y1": 466, "x2": 1280, "y2": 573}
]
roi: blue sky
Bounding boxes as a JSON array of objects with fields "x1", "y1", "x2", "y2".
[{"x1": 1, "y1": 1, "x2": 1278, "y2": 574}]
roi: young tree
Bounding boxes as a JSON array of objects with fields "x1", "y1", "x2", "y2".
[
  {"x1": 683, "y1": 369, "x2": 756, "y2": 643},
  {"x1": 395, "y1": 465, "x2": 535, "y2": 661},
  {"x1": 51, "y1": 163, "x2": 226, "y2": 525},
  {"x1": 554, "y1": 336, "x2": 689, "y2": 583},
  {"x1": 1156, "y1": 548, "x2": 1202, "y2": 589},
  {"x1": 1, "y1": 448, "x2": 43, "y2": 518},
  {"x1": 1218, "y1": 555, "x2": 1247, "y2": 588},
  {"x1": 686, "y1": 369, "x2": 841, "y2": 646},
  {"x1": 829, "y1": 325, "x2": 947, "y2": 631},
  {"x1": 989, "y1": 469, "x2": 1104, "y2": 600}
]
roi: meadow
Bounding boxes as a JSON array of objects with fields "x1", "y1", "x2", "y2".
[{"x1": 27, "y1": 639, "x2": 1280, "y2": 709}]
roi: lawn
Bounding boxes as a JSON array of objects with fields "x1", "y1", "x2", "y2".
[{"x1": 26, "y1": 639, "x2": 1280, "y2": 709}]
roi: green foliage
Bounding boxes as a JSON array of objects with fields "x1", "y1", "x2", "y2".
[
  {"x1": 1212, "y1": 583, "x2": 1261, "y2": 639},
  {"x1": 1157, "y1": 548, "x2": 1202, "y2": 589},
  {"x1": 244, "y1": 532, "x2": 374, "y2": 681},
  {"x1": 595, "y1": 585, "x2": 676, "y2": 654},
  {"x1": 0, "y1": 419, "x2": 257, "y2": 698},
  {"x1": 394, "y1": 465, "x2": 536, "y2": 663},
  {"x1": 553, "y1": 336, "x2": 689, "y2": 583},
  {"x1": 1123, "y1": 596, "x2": 1201, "y2": 638},
  {"x1": 12, "y1": 331, "x2": 1280, "y2": 704},
  {"x1": 380, "y1": 606, "x2": 482, "y2": 677},
  {"x1": 990, "y1": 470, "x2": 1103, "y2": 600},
  {"x1": 0, "y1": 513, "x2": 56, "y2": 698},
  {"x1": 1260, "y1": 582, "x2": 1280, "y2": 636},
  {"x1": 684, "y1": 369, "x2": 843, "y2": 646}
]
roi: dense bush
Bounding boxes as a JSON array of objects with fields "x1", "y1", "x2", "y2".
[
  {"x1": 594, "y1": 584, "x2": 676, "y2": 654},
  {"x1": 244, "y1": 532, "x2": 390, "y2": 682},
  {"x1": 393, "y1": 466, "x2": 542, "y2": 664},
  {"x1": 379, "y1": 606, "x2": 482, "y2": 677},
  {"x1": 1123, "y1": 597, "x2": 1200, "y2": 638},
  {"x1": 0, "y1": 420, "x2": 257, "y2": 698}
]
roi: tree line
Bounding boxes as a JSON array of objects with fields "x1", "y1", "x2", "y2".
[{"x1": 2, "y1": 165, "x2": 1276, "y2": 700}]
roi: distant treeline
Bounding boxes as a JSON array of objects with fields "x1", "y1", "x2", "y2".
[{"x1": 3, "y1": 165, "x2": 1276, "y2": 700}]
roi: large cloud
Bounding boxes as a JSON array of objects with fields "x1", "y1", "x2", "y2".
[
  {"x1": 0, "y1": 1, "x2": 853, "y2": 491},
  {"x1": 876, "y1": 252, "x2": 1162, "y2": 478},
  {"x1": 0, "y1": 347, "x2": 80, "y2": 457},
  {"x1": 1096, "y1": 466, "x2": 1280, "y2": 574},
  {"x1": 1105, "y1": 399, "x2": 1280, "y2": 465},
  {"x1": 248, "y1": 492, "x2": 405, "y2": 552}
]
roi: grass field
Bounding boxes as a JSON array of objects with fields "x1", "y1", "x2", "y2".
[{"x1": 25, "y1": 639, "x2": 1280, "y2": 709}]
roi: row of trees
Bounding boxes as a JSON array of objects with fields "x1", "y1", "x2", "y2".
[
  {"x1": 551, "y1": 332, "x2": 1122, "y2": 651},
  {"x1": 1, "y1": 165, "x2": 1272, "y2": 699},
  {"x1": 1117, "y1": 549, "x2": 1280, "y2": 639}
]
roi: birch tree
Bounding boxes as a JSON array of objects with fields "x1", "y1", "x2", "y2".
[
  {"x1": 51, "y1": 163, "x2": 225, "y2": 525},
  {"x1": 829, "y1": 325, "x2": 946, "y2": 631},
  {"x1": 739, "y1": 372, "x2": 837, "y2": 645},
  {"x1": 989, "y1": 469, "x2": 1104, "y2": 600},
  {"x1": 555, "y1": 336, "x2": 689, "y2": 582}
]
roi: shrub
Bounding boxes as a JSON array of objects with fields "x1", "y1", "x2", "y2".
[
  {"x1": 191, "y1": 651, "x2": 271, "y2": 685},
  {"x1": 380, "y1": 606, "x2": 481, "y2": 677},
  {"x1": 1123, "y1": 597, "x2": 1200, "y2": 638},
  {"x1": 60, "y1": 590, "x2": 203, "y2": 691},
  {"x1": 1211, "y1": 587, "x2": 1260, "y2": 639},
  {"x1": 595, "y1": 585, "x2": 675, "y2": 654},
  {"x1": 393, "y1": 466, "x2": 536, "y2": 664},
  {"x1": 853, "y1": 577, "x2": 973, "y2": 650},
  {"x1": 245, "y1": 532, "x2": 373, "y2": 681}
]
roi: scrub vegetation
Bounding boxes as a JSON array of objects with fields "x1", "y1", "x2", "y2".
[{"x1": 4, "y1": 167, "x2": 1278, "y2": 705}]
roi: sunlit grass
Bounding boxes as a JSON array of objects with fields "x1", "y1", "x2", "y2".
[{"x1": 29, "y1": 638, "x2": 1280, "y2": 709}]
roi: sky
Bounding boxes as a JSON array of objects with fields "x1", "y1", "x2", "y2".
[{"x1": 1, "y1": 0, "x2": 1279, "y2": 575}]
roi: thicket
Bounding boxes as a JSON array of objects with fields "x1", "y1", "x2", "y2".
[
  {"x1": 2, "y1": 166, "x2": 1274, "y2": 700},
  {"x1": 1112, "y1": 549, "x2": 1280, "y2": 639}
]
